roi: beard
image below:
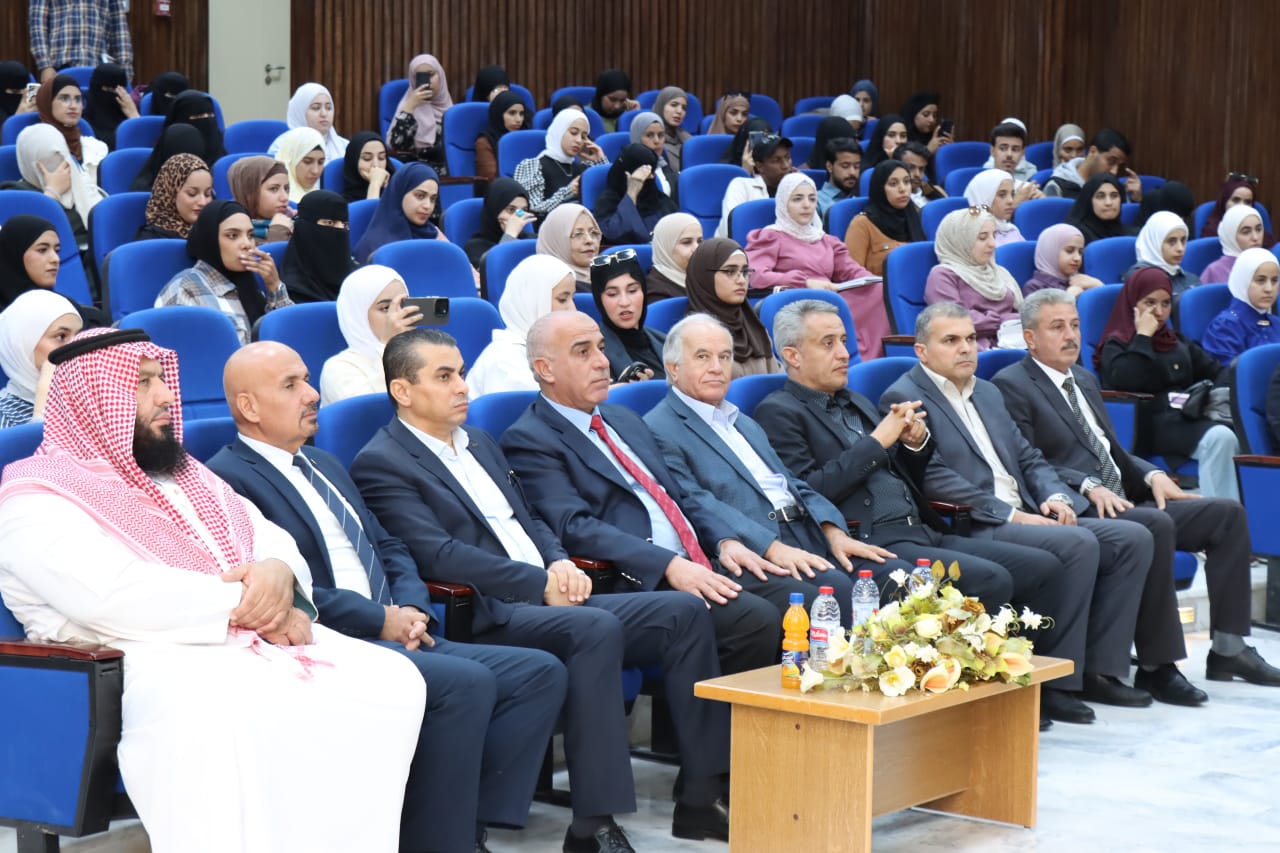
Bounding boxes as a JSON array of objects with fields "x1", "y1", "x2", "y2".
[{"x1": 133, "y1": 417, "x2": 187, "y2": 475}]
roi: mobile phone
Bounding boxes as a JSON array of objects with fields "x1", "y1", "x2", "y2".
[
  {"x1": 402, "y1": 296, "x2": 450, "y2": 325},
  {"x1": 939, "y1": 119, "x2": 954, "y2": 136},
  {"x1": 414, "y1": 71, "x2": 434, "y2": 90},
  {"x1": 748, "y1": 131, "x2": 766, "y2": 149},
  {"x1": 24, "y1": 82, "x2": 39, "y2": 101},
  {"x1": 617, "y1": 362, "x2": 650, "y2": 383}
]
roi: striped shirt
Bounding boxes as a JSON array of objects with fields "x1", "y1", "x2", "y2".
[{"x1": 154, "y1": 260, "x2": 292, "y2": 346}]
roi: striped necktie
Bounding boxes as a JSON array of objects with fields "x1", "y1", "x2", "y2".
[
  {"x1": 293, "y1": 454, "x2": 392, "y2": 605},
  {"x1": 1061, "y1": 376, "x2": 1125, "y2": 498}
]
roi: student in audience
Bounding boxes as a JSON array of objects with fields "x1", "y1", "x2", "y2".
[
  {"x1": 685, "y1": 238, "x2": 779, "y2": 376},
  {"x1": 163, "y1": 90, "x2": 227, "y2": 161},
  {"x1": 0, "y1": 289, "x2": 81, "y2": 428},
  {"x1": 136, "y1": 153, "x2": 213, "y2": 240},
  {"x1": 826, "y1": 95, "x2": 864, "y2": 139},
  {"x1": 645, "y1": 212, "x2": 702, "y2": 302},
  {"x1": 0, "y1": 214, "x2": 104, "y2": 326},
  {"x1": 1201, "y1": 204, "x2": 1266, "y2": 284},
  {"x1": 474, "y1": 90, "x2": 528, "y2": 182},
  {"x1": 715, "y1": 133, "x2": 794, "y2": 239},
  {"x1": 1053, "y1": 123, "x2": 1087, "y2": 166},
  {"x1": 464, "y1": 177, "x2": 535, "y2": 268},
  {"x1": 339, "y1": 130, "x2": 393, "y2": 202},
  {"x1": 275, "y1": 126, "x2": 326, "y2": 204},
  {"x1": 319, "y1": 265, "x2": 420, "y2": 405},
  {"x1": 1201, "y1": 247, "x2": 1280, "y2": 367},
  {"x1": 652, "y1": 87, "x2": 692, "y2": 172},
  {"x1": 549, "y1": 94, "x2": 584, "y2": 117},
  {"x1": 718, "y1": 115, "x2": 770, "y2": 169},
  {"x1": 0, "y1": 61, "x2": 34, "y2": 121},
  {"x1": 591, "y1": 250, "x2": 665, "y2": 381},
  {"x1": 35, "y1": 74, "x2": 107, "y2": 175},
  {"x1": 979, "y1": 120, "x2": 1036, "y2": 183},
  {"x1": 280, "y1": 190, "x2": 355, "y2": 303},
  {"x1": 155, "y1": 200, "x2": 292, "y2": 345},
  {"x1": 514, "y1": 109, "x2": 607, "y2": 219},
  {"x1": 83, "y1": 63, "x2": 136, "y2": 150},
  {"x1": 1065, "y1": 173, "x2": 1129, "y2": 243},
  {"x1": 14, "y1": 124, "x2": 103, "y2": 254},
  {"x1": 1134, "y1": 181, "x2": 1195, "y2": 230},
  {"x1": 925, "y1": 207, "x2": 1023, "y2": 350},
  {"x1": 808, "y1": 116, "x2": 856, "y2": 171},
  {"x1": 1127, "y1": 211, "x2": 1199, "y2": 298},
  {"x1": 816, "y1": 138, "x2": 861, "y2": 220},
  {"x1": 353, "y1": 162, "x2": 467, "y2": 270},
  {"x1": 1023, "y1": 223, "x2": 1104, "y2": 296},
  {"x1": 708, "y1": 90, "x2": 751, "y2": 137},
  {"x1": 629, "y1": 110, "x2": 677, "y2": 198},
  {"x1": 900, "y1": 91, "x2": 951, "y2": 153},
  {"x1": 593, "y1": 143, "x2": 679, "y2": 245},
  {"x1": 1044, "y1": 128, "x2": 1135, "y2": 200},
  {"x1": 844, "y1": 159, "x2": 924, "y2": 277},
  {"x1": 227, "y1": 155, "x2": 294, "y2": 244},
  {"x1": 467, "y1": 254, "x2": 577, "y2": 398},
  {"x1": 129, "y1": 122, "x2": 206, "y2": 192},
  {"x1": 964, "y1": 168, "x2": 1026, "y2": 246},
  {"x1": 271, "y1": 83, "x2": 347, "y2": 161},
  {"x1": 850, "y1": 79, "x2": 878, "y2": 120},
  {"x1": 1200, "y1": 174, "x2": 1267, "y2": 240},
  {"x1": 145, "y1": 71, "x2": 189, "y2": 117},
  {"x1": 590, "y1": 69, "x2": 639, "y2": 133},
  {"x1": 470, "y1": 64, "x2": 510, "y2": 102},
  {"x1": 1096, "y1": 267, "x2": 1240, "y2": 500},
  {"x1": 387, "y1": 54, "x2": 452, "y2": 174},
  {"x1": 535, "y1": 202, "x2": 602, "y2": 290},
  {"x1": 862, "y1": 113, "x2": 908, "y2": 169}
]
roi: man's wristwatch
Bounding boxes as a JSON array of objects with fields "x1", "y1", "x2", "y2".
[{"x1": 1081, "y1": 477, "x2": 1102, "y2": 498}]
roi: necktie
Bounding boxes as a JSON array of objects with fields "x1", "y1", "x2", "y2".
[
  {"x1": 1061, "y1": 376, "x2": 1125, "y2": 499},
  {"x1": 293, "y1": 454, "x2": 392, "y2": 605},
  {"x1": 588, "y1": 414, "x2": 712, "y2": 570}
]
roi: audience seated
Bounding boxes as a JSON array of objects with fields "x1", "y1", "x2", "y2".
[
  {"x1": 892, "y1": 141, "x2": 945, "y2": 207},
  {"x1": 685, "y1": 238, "x2": 780, "y2": 376},
  {"x1": 535, "y1": 202, "x2": 602, "y2": 290},
  {"x1": 514, "y1": 109, "x2": 607, "y2": 218},
  {"x1": 862, "y1": 112, "x2": 907, "y2": 170},
  {"x1": 593, "y1": 143, "x2": 678, "y2": 244},
  {"x1": 1201, "y1": 247, "x2": 1280, "y2": 367},
  {"x1": 900, "y1": 91, "x2": 951, "y2": 153},
  {"x1": 850, "y1": 79, "x2": 878, "y2": 121},
  {"x1": 590, "y1": 69, "x2": 640, "y2": 133},
  {"x1": 1023, "y1": 223, "x2": 1104, "y2": 296},
  {"x1": 707, "y1": 90, "x2": 750, "y2": 138},
  {"x1": 340, "y1": 130, "x2": 393, "y2": 201},
  {"x1": 1133, "y1": 181, "x2": 1195, "y2": 231},
  {"x1": 136, "y1": 153, "x2": 212, "y2": 240},
  {"x1": 1051, "y1": 123, "x2": 1087, "y2": 166},
  {"x1": 646, "y1": 212, "x2": 703, "y2": 302},
  {"x1": 227, "y1": 155, "x2": 293, "y2": 244},
  {"x1": 0, "y1": 289, "x2": 81, "y2": 427},
  {"x1": 1200, "y1": 174, "x2": 1268, "y2": 241},
  {"x1": 815, "y1": 136, "x2": 861, "y2": 219},
  {"x1": 983, "y1": 120, "x2": 1037, "y2": 184},
  {"x1": 271, "y1": 83, "x2": 346, "y2": 161},
  {"x1": 470, "y1": 64, "x2": 510, "y2": 102},
  {"x1": 715, "y1": 132, "x2": 792, "y2": 239},
  {"x1": 1201, "y1": 204, "x2": 1265, "y2": 284},
  {"x1": 825, "y1": 94, "x2": 864, "y2": 139},
  {"x1": 475, "y1": 90, "x2": 528, "y2": 182},
  {"x1": 844, "y1": 160, "x2": 924, "y2": 277},
  {"x1": 129, "y1": 122, "x2": 206, "y2": 192},
  {"x1": 964, "y1": 168, "x2": 1026, "y2": 246},
  {"x1": 280, "y1": 190, "x2": 354, "y2": 303},
  {"x1": 83, "y1": 63, "x2": 135, "y2": 150},
  {"x1": 36, "y1": 74, "x2": 107, "y2": 176},
  {"x1": 353, "y1": 162, "x2": 460, "y2": 268},
  {"x1": 0, "y1": 61, "x2": 34, "y2": 121},
  {"x1": 925, "y1": 207, "x2": 1023, "y2": 350},
  {"x1": 1, "y1": 216, "x2": 53, "y2": 302},
  {"x1": 629, "y1": 110, "x2": 678, "y2": 198},
  {"x1": 1044, "y1": 128, "x2": 1132, "y2": 200},
  {"x1": 1065, "y1": 173, "x2": 1129, "y2": 243},
  {"x1": 13, "y1": 123, "x2": 103, "y2": 252},
  {"x1": 161, "y1": 90, "x2": 227, "y2": 161},
  {"x1": 320, "y1": 265, "x2": 416, "y2": 406},
  {"x1": 464, "y1": 177, "x2": 534, "y2": 268},
  {"x1": 144, "y1": 71, "x2": 189, "y2": 117},
  {"x1": 591, "y1": 250, "x2": 665, "y2": 381},
  {"x1": 274, "y1": 126, "x2": 326, "y2": 203},
  {"x1": 653, "y1": 86, "x2": 693, "y2": 171},
  {"x1": 1126, "y1": 210, "x2": 1199, "y2": 298},
  {"x1": 387, "y1": 54, "x2": 452, "y2": 174}
]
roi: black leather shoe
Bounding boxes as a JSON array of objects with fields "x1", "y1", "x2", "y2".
[
  {"x1": 1206, "y1": 645, "x2": 1280, "y2": 686},
  {"x1": 563, "y1": 820, "x2": 635, "y2": 853},
  {"x1": 475, "y1": 829, "x2": 493, "y2": 853},
  {"x1": 1041, "y1": 687, "x2": 1096, "y2": 724},
  {"x1": 1081, "y1": 673, "x2": 1153, "y2": 707},
  {"x1": 1134, "y1": 664, "x2": 1208, "y2": 706},
  {"x1": 672, "y1": 797, "x2": 730, "y2": 842}
]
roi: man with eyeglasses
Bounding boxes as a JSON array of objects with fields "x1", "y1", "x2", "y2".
[
  {"x1": 30, "y1": 0, "x2": 133, "y2": 83},
  {"x1": 715, "y1": 134, "x2": 795, "y2": 238}
]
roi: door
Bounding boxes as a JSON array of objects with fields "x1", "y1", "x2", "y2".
[{"x1": 207, "y1": 0, "x2": 291, "y2": 124}]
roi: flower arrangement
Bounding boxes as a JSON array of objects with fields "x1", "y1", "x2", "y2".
[{"x1": 798, "y1": 561, "x2": 1049, "y2": 696}]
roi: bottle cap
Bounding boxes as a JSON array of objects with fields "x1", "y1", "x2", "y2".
[
  {"x1": 857, "y1": 569, "x2": 873, "y2": 578},
  {"x1": 818, "y1": 586, "x2": 834, "y2": 595},
  {"x1": 789, "y1": 592, "x2": 805, "y2": 605},
  {"x1": 916, "y1": 558, "x2": 930, "y2": 566}
]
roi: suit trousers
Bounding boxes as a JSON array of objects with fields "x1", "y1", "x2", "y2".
[
  {"x1": 1077, "y1": 516, "x2": 1153, "y2": 678},
  {"x1": 693, "y1": 582, "x2": 783, "y2": 674},
  {"x1": 378, "y1": 637, "x2": 567, "y2": 853}
]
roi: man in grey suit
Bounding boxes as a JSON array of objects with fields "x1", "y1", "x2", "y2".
[
  {"x1": 882, "y1": 302, "x2": 1154, "y2": 724},
  {"x1": 993, "y1": 289, "x2": 1280, "y2": 693}
]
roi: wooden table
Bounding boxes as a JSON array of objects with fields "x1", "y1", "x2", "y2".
[{"x1": 695, "y1": 656, "x2": 1073, "y2": 852}]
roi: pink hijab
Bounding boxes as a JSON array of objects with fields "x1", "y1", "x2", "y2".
[{"x1": 407, "y1": 54, "x2": 453, "y2": 148}]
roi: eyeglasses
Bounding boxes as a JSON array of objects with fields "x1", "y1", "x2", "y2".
[
  {"x1": 966, "y1": 204, "x2": 992, "y2": 215},
  {"x1": 590, "y1": 248, "x2": 637, "y2": 267},
  {"x1": 1228, "y1": 172, "x2": 1260, "y2": 185},
  {"x1": 570, "y1": 229, "x2": 602, "y2": 243},
  {"x1": 315, "y1": 218, "x2": 349, "y2": 230},
  {"x1": 711, "y1": 265, "x2": 754, "y2": 279},
  {"x1": 54, "y1": 94, "x2": 82, "y2": 106}
]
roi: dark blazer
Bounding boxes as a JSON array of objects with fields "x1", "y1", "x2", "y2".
[
  {"x1": 753, "y1": 380, "x2": 944, "y2": 538},
  {"x1": 601, "y1": 323, "x2": 666, "y2": 381},
  {"x1": 349, "y1": 419, "x2": 568, "y2": 633},
  {"x1": 501, "y1": 397, "x2": 737, "y2": 588},
  {"x1": 207, "y1": 439, "x2": 433, "y2": 638},
  {"x1": 992, "y1": 356, "x2": 1158, "y2": 502},
  {"x1": 881, "y1": 364, "x2": 1088, "y2": 526},
  {"x1": 643, "y1": 388, "x2": 843, "y2": 554}
]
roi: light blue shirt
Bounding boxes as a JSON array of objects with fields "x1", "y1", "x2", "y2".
[{"x1": 671, "y1": 387, "x2": 793, "y2": 509}]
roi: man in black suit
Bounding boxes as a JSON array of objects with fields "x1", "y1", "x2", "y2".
[
  {"x1": 994, "y1": 288, "x2": 1280, "y2": 691},
  {"x1": 349, "y1": 328, "x2": 733, "y2": 852},
  {"x1": 206, "y1": 342, "x2": 567, "y2": 853}
]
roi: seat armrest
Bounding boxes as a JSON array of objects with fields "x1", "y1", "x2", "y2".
[
  {"x1": 1101, "y1": 390, "x2": 1153, "y2": 402},
  {"x1": 0, "y1": 640, "x2": 124, "y2": 662},
  {"x1": 1234, "y1": 455, "x2": 1280, "y2": 466},
  {"x1": 426, "y1": 581, "x2": 475, "y2": 643},
  {"x1": 928, "y1": 500, "x2": 973, "y2": 536},
  {"x1": 882, "y1": 334, "x2": 915, "y2": 346},
  {"x1": 844, "y1": 519, "x2": 862, "y2": 535},
  {"x1": 571, "y1": 556, "x2": 622, "y2": 595}
]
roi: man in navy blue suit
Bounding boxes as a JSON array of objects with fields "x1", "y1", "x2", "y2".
[
  {"x1": 206, "y1": 342, "x2": 567, "y2": 853},
  {"x1": 349, "y1": 328, "x2": 733, "y2": 853}
]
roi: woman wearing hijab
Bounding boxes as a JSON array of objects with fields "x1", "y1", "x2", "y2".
[
  {"x1": 685, "y1": 238, "x2": 779, "y2": 377},
  {"x1": 535, "y1": 203, "x2": 602, "y2": 291},
  {"x1": 0, "y1": 289, "x2": 82, "y2": 428},
  {"x1": 36, "y1": 74, "x2": 108, "y2": 176},
  {"x1": 0, "y1": 61, "x2": 34, "y2": 121},
  {"x1": 591, "y1": 252, "x2": 665, "y2": 380},
  {"x1": 629, "y1": 110, "x2": 677, "y2": 198},
  {"x1": 319, "y1": 265, "x2": 421, "y2": 405},
  {"x1": 155, "y1": 199, "x2": 292, "y2": 345},
  {"x1": 163, "y1": 90, "x2": 227, "y2": 160},
  {"x1": 462, "y1": 177, "x2": 534, "y2": 268},
  {"x1": 14, "y1": 123, "x2": 104, "y2": 252},
  {"x1": 513, "y1": 109, "x2": 606, "y2": 218},
  {"x1": 83, "y1": 63, "x2": 136, "y2": 150},
  {"x1": 925, "y1": 207, "x2": 1024, "y2": 351},
  {"x1": 708, "y1": 91, "x2": 750, "y2": 136},
  {"x1": 1065, "y1": 173, "x2": 1129, "y2": 244},
  {"x1": 964, "y1": 168, "x2": 1025, "y2": 246},
  {"x1": 1201, "y1": 247, "x2": 1280, "y2": 368},
  {"x1": 474, "y1": 90, "x2": 527, "y2": 182},
  {"x1": 340, "y1": 130, "x2": 394, "y2": 201},
  {"x1": 850, "y1": 80, "x2": 878, "y2": 120},
  {"x1": 280, "y1": 190, "x2": 356, "y2": 303},
  {"x1": 271, "y1": 83, "x2": 347, "y2": 162},
  {"x1": 900, "y1": 91, "x2": 950, "y2": 152},
  {"x1": 590, "y1": 69, "x2": 638, "y2": 133},
  {"x1": 0, "y1": 216, "x2": 61, "y2": 309},
  {"x1": 826, "y1": 95, "x2": 865, "y2": 138},
  {"x1": 808, "y1": 116, "x2": 859, "y2": 171},
  {"x1": 387, "y1": 54, "x2": 452, "y2": 173},
  {"x1": 719, "y1": 116, "x2": 771, "y2": 169},
  {"x1": 593, "y1": 143, "x2": 679, "y2": 244},
  {"x1": 275, "y1": 126, "x2": 326, "y2": 204},
  {"x1": 1201, "y1": 204, "x2": 1266, "y2": 284},
  {"x1": 652, "y1": 87, "x2": 692, "y2": 172},
  {"x1": 1201, "y1": 175, "x2": 1268, "y2": 241},
  {"x1": 862, "y1": 114, "x2": 909, "y2": 169},
  {"x1": 129, "y1": 122, "x2": 206, "y2": 191},
  {"x1": 136, "y1": 153, "x2": 213, "y2": 240},
  {"x1": 844, "y1": 160, "x2": 925, "y2": 276},
  {"x1": 1126, "y1": 210, "x2": 1200, "y2": 297},
  {"x1": 470, "y1": 64, "x2": 510, "y2": 103},
  {"x1": 1134, "y1": 181, "x2": 1195, "y2": 230},
  {"x1": 1053, "y1": 123, "x2": 1086, "y2": 166},
  {"x1": 646, "y1": 212, "x2": 702, "y2": 302},
  {"x1": 145, "y1": 71, "x2": 189, "y2": 117},
  {"x1": 467, "y1": 254, "x2": 578, "y2": 397},
  {"x1": 227, "y1": 155, "x2": 293, "y2": 244},
  {"x1": 1023, "y1": 223, "x2": 1104, "y2": 296},
  {"x1": 1097, "y1": 267, "x2": 1239, "y2": 500}
]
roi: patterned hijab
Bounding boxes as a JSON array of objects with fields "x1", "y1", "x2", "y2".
[
  {"x1": 685, "y1": 238, "x2": 772, "y2": 363},
  {"x1": 933, "y1": 208, "x2": 1022, "y2": 305},
  {"x1": 767, "y1": 172, "x2": 824, "y2": 243},
  {"x1": 145, "y1": 153, "x2": 210, "y2": 239}
]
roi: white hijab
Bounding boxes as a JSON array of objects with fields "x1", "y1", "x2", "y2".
[
  {"x1": 15, "y1": 123, "x2": 101, "y2": 223},
  {"x1": 541, "y1": 109, "x2": 588, "y2": 165},
  {"x1": 1218, "y1": 203, "x2": 1263, "y2": 258},
  {"x1": 0, "y1": 289, "x2": 78, "y2": 402},
  {"x1": 828, "y1": 94, "x2": 863, "y2": 123},
  {"x1": 286, "y1": 83, "x2": 348, "y2": 161},
  {"x1": 766, "y1": 172, "x2": 824, "y2": 243},
  {"x1": 1227, "y1": 247, "x2": 1279, "y2": 305},
  {"x1": 336, "y1": 265, "x2": 402, "y2": 361},
  {"x1": 1135, "y1": 211, "x2": 1187, "y2": 275},
  {"x1": 964, "y1": 168, "x2": 1017, "y2": 232},
  {"x1": 494, "y1": 255, "x2": 573, "y2": 344}
]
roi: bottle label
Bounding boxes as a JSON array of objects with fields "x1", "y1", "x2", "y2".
[
  {"x1": 781, "y1": 649, "x2": 808, "y2": 673},
  {"x1": 810, "y1": 626, "x2": 829, "y2": 644}
]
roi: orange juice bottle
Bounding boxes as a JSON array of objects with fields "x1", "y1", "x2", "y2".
[{"x1": 781, "y1": 592, "x2": 810, "y2": 688}]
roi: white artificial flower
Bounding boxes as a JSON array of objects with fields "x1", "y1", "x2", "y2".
[
  {"x1": 798, "y1": 663, "x2": 825, "y2": 693},
  {"x1": 1020, "y1": 606, "x2": 1044, "y2": 630},
  {"x1": 914, "y1": 645, "x2": 939, "y2": 663},
  {"x1": 991, "y1": 607, "x2": 1016, "y2": 635},
  {"x1": 889, "y1": 568, "x2": 909, "y2": 588},
  {"x1": 879, "y1": 666, "x2": 916, "y2": 697}
]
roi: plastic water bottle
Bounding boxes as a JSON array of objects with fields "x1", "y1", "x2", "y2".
[
  {"x1": 851, "y1": 569, "x2": 880, "y2": 653},
  {"x1": 780, "y1": 592, "x2": 810, "y2": 689},
  {"x1": 911, "y1": 558, "x2": 934, "y2": 592},
  {"x1": 808, "y1": 586, "x2": 842, "y2": 673}
]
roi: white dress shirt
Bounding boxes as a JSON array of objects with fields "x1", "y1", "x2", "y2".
[
  {"x1": 672, "y1": 387, "x2": 793, "y2": 509},
  {"x1": 715, "y1": 175, "x2": 769, "y2": 238}
]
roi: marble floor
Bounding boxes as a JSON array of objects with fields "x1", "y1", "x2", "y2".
[{"x1": 5, "y1": 628, "x2": 1278, "y2": 853}]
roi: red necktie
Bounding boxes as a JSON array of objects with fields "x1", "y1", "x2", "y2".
[{"x1": 589, "y1": 414, "x2": 712, "y2": 570}]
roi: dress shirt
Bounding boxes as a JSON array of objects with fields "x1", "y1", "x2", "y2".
[
  {"x1": 817, "y1": 181, "x2": 856, "y2": 219},
  {"x1": 672, "y1": 387, "x2": 793, "y2": 509},
  {"x1": 1030, "y1": 359, "x2": 1114, "y2": 461}
]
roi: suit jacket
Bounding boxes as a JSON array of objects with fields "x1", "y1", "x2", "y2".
[
  {"x1": 992, "y1": 356, "x2": 1157, "y2": 503},
  {"x1": 753, "y1": 380, "x2": 944, "y2": 539},
  {"x1": 501, "y1": 397, "x2": 737, "y2": 589},
  {"x1": 207, "y1": 439, "x2": 433, "y2": 639},
  {"x1": 881, "y1": 364, "x2": 1087, "y2": 526},
  {"x1": 643, "y1": 388, "x2": 843, "y2": 554},
  {"x1": 349, "y1": 419, "x2": 568, "y2": 633}
]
